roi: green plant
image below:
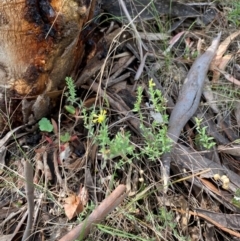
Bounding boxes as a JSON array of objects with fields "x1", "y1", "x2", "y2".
[
  {"x1": 145, "y1": 207, "x2": 190, "y2": 241},
  {"x1": 65, "y1": 76, "x2": 77, "y2": 105},
  {"x1": 232, "y1": 188, "x2": 240, "y2": 208},
  {"x1": 98, "y1": 129, "x2": 134, "y2": 161},
  {"x1": 77, "y1": 201, "x2": 96, "y2": 223},
  {"x1": 61, "y1": 77, "x2": 173, "y2": 170},
  {"x1": 74, "y1": 202, "x2": 96, "y2": 241},
  {"x1": 158, "y1": 207, "x2": 176, "y2": 229},
  {"x1": 38, "y1": 117, "x2": 53, "y2": 132},
  {"x1": 60, "y1": 132, "x2": 71, "y2": 143},
  {"x1": 64, "y1": 105, "x2": 76, "y2": 115},
  {"x1": 63, "y1": 76, "x2": 79, "y2": 116},
  {"x1": 96, "y1": 224, "x2": 153, "y2": 241},
  {"x1": 195, "y1": 117, "x2": 216, "y2": 149},
  {"x1": 134, "y1": 79, "x2": 172, "y2": 160},
  {"x1": 228, "y1": 0, "x2": 240, "y2": 26},
  {"x1": 88, "y1": 79, "x2": 172, "y2": 164},
  {"x1": 89, "y1": 109, "x2": 135, "y2": 163}
]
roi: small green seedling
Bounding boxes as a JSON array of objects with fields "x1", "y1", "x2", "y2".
[
  {"x1": 65, "y1": 76, "x2": 77, "y2": 105},
  {"x1": 38, "y1": 118, "x2": 53, "y2": 132},
  {"x1": 64, "y1": 105, "x2": 76, "y2": 115},
  {"x1": 60, "y1": 132, "x2": 71, "y2": 143},
  {"x1": 232, "y1": 189, "x2": 240, "y2": 208},
  {"x1": 195, "y1": 117, "x2": 216, "y2": 149}
]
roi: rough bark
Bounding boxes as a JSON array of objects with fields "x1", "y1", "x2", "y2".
[{"x1": 0, "y1": 0, "x2": 93, "y2": 127}]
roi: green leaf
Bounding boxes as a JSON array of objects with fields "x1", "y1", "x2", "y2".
[
  {"x1": 60, "y1": 132, "x2": 71, "y2": 143},
  {"x1": 38, "y1": 118, "x2": 53, "y2": 132},
  {"x1": 64, "y1": 105, "x2": 76, "y2": 114}
]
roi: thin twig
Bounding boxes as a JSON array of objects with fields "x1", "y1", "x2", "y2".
[
  {"x1": 0, "y1": 206, "x2": 27, "y2": 228},
  {"x1": 107, "y1": 55, "x2": 135, "y2": 84},
  {"x1": 106, "y1": 72, "x2": 131, "y2": 87},
  {"x1": 134, "y1": 52, "x2": 148, "y2": 80},
  {"x1": 118, "y1": 0, "x2": 144, "y2": 61},
  {"x1": 175, "y1": 208, "x2": 240, "y2": 238},
  {"x1": 32, "y1": 193, "x2": 44, "y2": 234},
  {"x1": 22, "y1": 160, "x2": 34, "y2": 241},
  {"x1": 10, "y1": 210, "x2": 28, "y2": 241},
  {"x1": 53, "y1": 149, "x2": 63, "y2": 186}
]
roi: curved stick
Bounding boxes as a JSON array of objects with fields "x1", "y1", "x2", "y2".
[{"x1": 161, "y1": 33, "x2": 222, "y2": 192}]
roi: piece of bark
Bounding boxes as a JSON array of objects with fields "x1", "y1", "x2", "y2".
[
  {"x1": 22, "y1": 160, "x2": 34, "y2": 241},
  {"x1": 172, "y1": 143, "x2": 240, "y2": 213},
  {"x1": 161, "y1": 33, "x2": 221, "y2": 192},
  {"x1": 0, "y1": 0, "x2": 94, "y2": 126},
  {"x1": 167, "y1": 33, "x2": 221, "y2": 144}
]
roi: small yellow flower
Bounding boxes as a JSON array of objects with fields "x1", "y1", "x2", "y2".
[
  {"x1": 148, "y1": 78, "x2": 156, "y2": 87},
  {"x1": 93, "y1": 110, "x2": 107, "y2": 124}
]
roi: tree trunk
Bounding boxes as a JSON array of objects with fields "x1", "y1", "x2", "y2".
[{"x1": 0, "y1": 0, "x2": 94, "y2": 127}]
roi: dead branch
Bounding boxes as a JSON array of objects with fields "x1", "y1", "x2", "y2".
[
  {"x1": 161, "y1": 33, "x2": 222, "y2": 193},
  {"x1": 175, "y1": 208, "x2": 240, "y2": 238},
  {"x1": 22, "y1": 160, "x2": 34, "y2": 241},
  {"x1": 59, "y1": 184, "x2": 127, "y2": 241}
]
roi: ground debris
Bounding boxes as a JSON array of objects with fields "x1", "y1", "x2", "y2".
[{"x1": 1, "y1": 1, "x2": 240, "y2": 240}]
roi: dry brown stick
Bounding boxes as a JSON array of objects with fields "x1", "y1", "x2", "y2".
[
  {"x1": 22, "y1": 160, "x2": 34, "y2": 241},
  {"x1": 106, "y1": 72, "x2": 131, "y2": 88},
  {"x1": 87, "y1": 0, "x2": 97, "y2": 22},
  {"x1": 59, "y1": 184, "x2": 127, "y2": 241},
  {"x1": 0, "y1": 125, "x2": 25, "y2": 148},
  {"x1": 31, "y1": 193, "x2": 44, "y2": 236},
  {"x1": 134, "y1": 52, "x2": 148, "y2": 80},
  {"x1": 0, "y1": 206, "x2": 26, "y2": 228},
  {"x1": 53, "y1": 149, "x2": 63, "y2": 186},
  {"x1": 10, "y1": 210, "x2": 28, "y2": 241},
  {"x1": 175, "y1": 209, "x2": 240, "y2": 238},
  {"x1": 108, "y1": 55, "x2": 135, "y2": 82}
]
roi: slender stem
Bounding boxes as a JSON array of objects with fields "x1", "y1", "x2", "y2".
[{"x1": 22, "y1": 160, "x2": 34, "y2": 241}]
